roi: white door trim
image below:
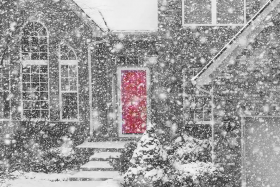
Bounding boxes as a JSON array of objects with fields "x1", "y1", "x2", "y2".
[{"x1": 117, "y1": 67, "x2": 150, "y2": 138}]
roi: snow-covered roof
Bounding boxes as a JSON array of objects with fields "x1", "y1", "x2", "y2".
[
  {"x1": 64, "y1": 0, "x2": 103, "y2": 36},
  {"x1": 72, "y1": 0, "x2": 158, "y2": 32},
  {"x1": 193, "y1": 0, "x2": 280, "y2": 86}
]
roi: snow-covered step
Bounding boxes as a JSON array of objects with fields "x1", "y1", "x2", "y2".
[
  {"x1": 69, "y1": 171, "x2": 120, "y2": 181},
  {"x1": 76, "y1": 141, "x2": 128, "y2": 150},
  {"x1": 80, "y1": 161, "x2": 114, "y2": 171},
  {"x1": 90, "y1": 152, "x2": 121, "y2": 161}
]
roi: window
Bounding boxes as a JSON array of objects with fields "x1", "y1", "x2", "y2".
[
  {"x1": 21, "y1": 22, "x2": 49, "y2": 120},
  {"x1": 182, "y1": 0, "x2": 246, "y2": 26},
  {"x1": 0, "y1": 58, "x2": 10, "y2": 119},
  {"x1": 182, "y1": 68, "x2": 212, "y2": 124},
  {"x1": 59, "y1": 44, "x2": 78, "y2": 120}
]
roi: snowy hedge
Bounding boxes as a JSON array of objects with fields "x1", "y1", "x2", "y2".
[{"x1": 122, "y1": 124, "x2": 228, "y2": 187}]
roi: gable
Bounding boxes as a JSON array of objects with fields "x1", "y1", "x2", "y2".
[{"x1": 193, "y1": 0, "x2": 280, "y2": 86}]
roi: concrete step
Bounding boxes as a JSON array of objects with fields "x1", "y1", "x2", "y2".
[
  {"x1": 76, "y1": 141, "x2": 128, "y2": 151},
  {"x1": 80, "y1": 161, "x2": 114, "y2": 171},
  {"x1": 90, "y1": 152, "x2": 121, "y2": 161},
  {"x1": 69, "y1": 171, "x2": 120, "y2": 181}
]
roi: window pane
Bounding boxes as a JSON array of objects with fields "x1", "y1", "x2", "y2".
[
  {"x1": 40, "y1": 65, "x2": 48, "y2": 73},
  {"x1": 0, "y1": 92, "x2": 10, "y2": 119},
  {"x1": 22, "y1": 66, "x2": 31, "y2": 73},
  {"x1": 22, "y1": 74, "x2": 30, "y2": 82},
  {"x1": 217, "y1": 0, "x2": 244, "y2": 24},
  {"x1": 60, "y1": 55, "x2": 68, "y2": 60},
  {"x1": 40, "y1": 83, "x2": 48, "y2": 91},
  {"x1": 40, "y1": 45, "x2": 48, "y2": 52},
  {"x1": 31, "y1": 53, "x2": 39, "y2": 60},
  {"x1": 22, "y1": 44, "x2": 30, "y2": 52},
  {"x1": 68, "y1": 51, "x2": 76, "y2": 60},
  {"x1": 61, "y1": 78, "x2": 69, "y2": 91},
  {"x1": 22, "y1": 53, "x2": 30, "y2": 60},
  {"x1": 31, "y1": 74, "x2": 39, "y2": 82},
  {"x1": 23, "y1": 101, "x2": 32, "y2": 109},
  {"x1": 41, "y1": 110, "x2": 49, "y2": 118},
  {"x1": 184, "y1": 0, "x2": 212, "y2": 24},
  {"x1": 62, "y1": 93, "x2": 78, "y2": 119},
  {"x1": 69, "y1": 66, "x2": 77, "y2": 77},
  {"x1": 40, "y1": 53, "x2": 48, "y2": 60},
  {"x1": 39, "y1": 37, "x2": 47, "y2": 45},
  {"x1": 61, "y1": 65, "x2": 68, "y2": 77},
  {"x1": 40, "y1": 92, "x2": 48, "y2": 100},
  {"x1": 69, "y1": 78, "x2": 77, "y2": 91},
  {"x1": 22, "y1": 83, "x2": 31, "y2": 91}
]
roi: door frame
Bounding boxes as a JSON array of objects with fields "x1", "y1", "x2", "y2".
[
  {"x1": 241, "y1": 115, "x2": 280, "y2": 187},
  {"x1": 117, "y1": 67, "x2": 150, "y2": 138}
]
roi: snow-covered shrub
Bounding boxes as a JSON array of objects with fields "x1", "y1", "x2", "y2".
[
  {"x1": 167, "y1": 136, "x2": 228, "y2": 186},
  {"x1": 0, "y1": 120, "x2": 88, "y2": 173},
  {"x1": 167, "y1": 135, "x2": 211, "y2": 163},
  {"x1": 123, "y1": 125, "x2": 171, "y2": 187},
  {"x1": 109, "y1": 141, "x2": 137, "y2": 174}
]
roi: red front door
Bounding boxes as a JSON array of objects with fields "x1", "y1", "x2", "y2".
[{"x1": 120, "y1": 70, "x2": 147, "y2": 134}]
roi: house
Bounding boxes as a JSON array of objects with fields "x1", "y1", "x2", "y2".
[{"x1": 0, "y1": 0, "x2": 271, "y2": 185}]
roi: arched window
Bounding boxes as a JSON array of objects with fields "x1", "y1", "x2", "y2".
[
  {"x1": 60, "y1": 44, "x2": 77, "y2": 60},
  {"x1": 59, "y1": 44, "x2": 78, "y2": 120},
  {"x1": 21, "y1": 22, "x2": 48, "y2": 60},
  {"x1": 21, "y1": 22, "x2": 49, "y2": 120}
]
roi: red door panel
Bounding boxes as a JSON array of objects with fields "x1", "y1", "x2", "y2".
[{"x1": 121, "y1": 70, "x2": 147, "y2": 134}]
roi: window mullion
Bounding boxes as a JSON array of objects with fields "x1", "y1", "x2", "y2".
[{"x1": 212, "y1": 0, "x2": 217, "y2": 25}]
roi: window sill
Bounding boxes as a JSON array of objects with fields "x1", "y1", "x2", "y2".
[
  {"x1": 60, "y1": 119, "x2": 80, "y2": 122},
  {"x1": 183, "y1": 24, "x2": 245, "y2": 27}
]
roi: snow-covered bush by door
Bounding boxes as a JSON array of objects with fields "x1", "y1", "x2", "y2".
[
  {"x1": 123, "y1": 125, "x2": 228, "y2": 187},
  {"x1": 123, "y1": 124, "x2": 170, "y2": 187}
]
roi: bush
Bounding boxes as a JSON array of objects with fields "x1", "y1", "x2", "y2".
[
  {"x1": 123, "y1": 125, "x2": 170, "y2": 187},
  {"x1": 121, "y1": 127, "x2": 229, "y2": 187},
  {"x1": 166, "y1": 136, "x2": 229, "y2": 187},
  {"x1": 109, "y1": 141, "x2": 137, "y2": 174},
  {"x1": 0, "y1": 120, "x2": 89, "y2": 173}
]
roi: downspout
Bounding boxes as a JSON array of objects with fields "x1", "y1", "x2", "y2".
[
  {"x1": 88, "y1": 45, "x2": 93, "y2": 138},
  {"x1": 211, "y1": 86, "x2": 215, "y2": 163}
]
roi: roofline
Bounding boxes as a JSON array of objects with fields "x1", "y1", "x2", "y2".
[
  {"x1": 192, "y1": 0, "x2": 276, "y2": 84},
  {"x1": 64, "y1": 0, "x2": 105, "y2": 36}
]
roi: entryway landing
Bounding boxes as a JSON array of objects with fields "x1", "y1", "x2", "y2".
[{"x1": 76, "y1": 141, "x2": 131, "y2": 150}]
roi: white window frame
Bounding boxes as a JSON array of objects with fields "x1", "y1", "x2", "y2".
[
  {"x1": 20, "y1": 21, "x2": 50, "y2": 121},
  {"x1": 117, "y1": 67, "x2": 150, "y2": 138},
  {"x1": 182, "y1": 0, "x2": 246, "y2": 27},
  {"x1": 21, "y1": 61, "x2": 50, "y2": 121},
  {"x1": 183, "y1": 68, "x2": 213, "y2": 125},
  {"x1": 0, "y1": 58, "x2": 11, "y2": 121},
  {"x1": 59, "y1": 44, "x2": 79, "y2": 122}
]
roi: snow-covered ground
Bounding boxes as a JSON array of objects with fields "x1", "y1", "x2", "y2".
[{"x1": 1, "y1": 172, "x2": 123, "y2": 187}]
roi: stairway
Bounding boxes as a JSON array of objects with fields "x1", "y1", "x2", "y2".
[{"x1": 69, "y1": 141, "x2": 130, "y2": 181}]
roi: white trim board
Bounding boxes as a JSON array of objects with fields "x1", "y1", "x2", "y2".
[{"x1": 117, "y1": 67, "x2": 150, "y2": 138}]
